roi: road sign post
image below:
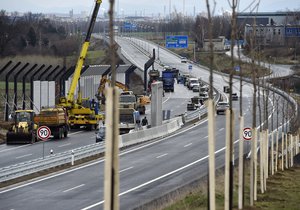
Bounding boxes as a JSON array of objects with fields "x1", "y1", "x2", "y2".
[
  {"x1": 243, "y1": 127, "x2": 252, "y2": 141},
  {"x1": 38, "y1": 126, "x2": 51, "y2": 159}
]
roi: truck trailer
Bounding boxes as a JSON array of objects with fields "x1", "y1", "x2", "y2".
[
  {"x1": 162, "y1": 70, "x2": 175, "y2": 92},
  {"x1": 34, "y1": 107, "x2": 69, "y2": 139}
]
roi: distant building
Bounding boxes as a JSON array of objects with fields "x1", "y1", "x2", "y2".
[
  {"x1": 203, "y1": 36, "x2": 226, "y2": 51},
  {"x1": 244, "y1": 24, "x2": 300, "y2": 46},
  {"x1": 237, "y1": 12, "x2": 300, "y2": 27},
  {"x1": 238, "y1": 12, "x2": 300, "y2": 47}
]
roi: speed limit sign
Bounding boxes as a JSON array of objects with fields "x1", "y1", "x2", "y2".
[
  {"x1": 243, "y1": 127, "x2": 252, "y2": 140},
  {"x1": 37, "y1": 126, "x2": 51, "y2": 141}
]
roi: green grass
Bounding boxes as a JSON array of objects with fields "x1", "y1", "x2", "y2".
[
  {"x1": 162, "y1": 157, "x2": 300, "y2": 210},
  {"x1": 86, "y1": 50, "x2": 105, "y2": 64}
]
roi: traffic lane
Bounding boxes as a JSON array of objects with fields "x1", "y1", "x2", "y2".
[
  {"x1": 115, "y1": 37, "x2": 163, "y2": 71},
  {"x1": 0, "y1": 99, "x2": 253, "y2": 210},
  {"x1": 0, "y1": 130, "x2": 97, "y2": 168},
  {"x1": 120, "y1": 146, "x2": 228, "y2": 210},
  {"x1": 0, "y1": 120, "x2": 219, "y2": 210}
]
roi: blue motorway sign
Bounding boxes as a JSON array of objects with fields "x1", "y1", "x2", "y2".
[
  {"x1": 166, "y1": 35, "x2": 188, "y2": 48},
  {"x1": 123, "y1": 22, "x2": 137, "y2": 30}
]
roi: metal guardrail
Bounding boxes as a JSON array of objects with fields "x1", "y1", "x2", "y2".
[{"x1": 0, "y1": 143, "x2": 104, "y2": 183}]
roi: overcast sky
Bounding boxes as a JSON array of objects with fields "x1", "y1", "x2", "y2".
[{"x1": 1, "y1": 0, "x2": 299, "y2": 16}]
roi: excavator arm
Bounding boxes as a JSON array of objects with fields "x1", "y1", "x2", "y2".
[{"x1": 66, "y1": 0, "x2": 102, "y2": 106}]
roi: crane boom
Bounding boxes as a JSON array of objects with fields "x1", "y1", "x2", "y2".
[{"x1": 67, "y1": 0, "x2": 102, "y2": 105}]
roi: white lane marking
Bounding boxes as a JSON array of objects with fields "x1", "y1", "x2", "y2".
[
  {"x1": 119, "y1": 166, "x2": 133, "y2": 173},
  {"x1": 0, "y1": 119, "x2": 208, "y2": 194},
  {"x1": 0, "y1": 144, "x2": 32, "y2": 153},
  {"x1": 58, "y1": 143, "x2": 71, "y2": 148},
  {"x1": 156, "y1": 153, "x2": 168, "y2": 159},
  {"x1": 15, "y1": 154, "x2": 32, "y2": 159},
  {"x1": 63, "y1": 184, "x2": 85, "y2": 193},
  {"x1": 68, "y1": 131, "x2": 84, "y2": 136},
  {"x1": 204, "y1": 136, "x2": 208, "y2": 139},
  {"x1": 81, "y1": 146, "x2": 227, "y2": 210},
  {"x1": 184, "y1": 143, "x2": 192, "y2": 147},
  {"x1": 219, "y1": 128, "x2": 224, "y2": 132}
]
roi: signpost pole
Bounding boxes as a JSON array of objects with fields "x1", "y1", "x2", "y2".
[
  {"x1": 43, "y1": 141, "x2": 45, "y2": 159},
  {"x1": 37, "y1": 126, "x2": 51, "y2": 159}
]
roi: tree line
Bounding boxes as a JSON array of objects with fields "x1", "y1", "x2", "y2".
[{"x1": 0, "y1": 10, "x2": 81, "y2": 57}]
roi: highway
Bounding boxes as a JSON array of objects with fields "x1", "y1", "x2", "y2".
[
  {"x1": 0, "y1": 84, "x2": 197, "y2": 168},
  {"x1": 0, "y1": 36, "x2": 290, "y2": 209}
]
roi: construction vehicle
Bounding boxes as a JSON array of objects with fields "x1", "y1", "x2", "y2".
[
  {"x1": 58, "y1": 0, "x2": 103, "y2": 130},
  {"x1": 6, "y1": 110, "x2": 37, "y2": 144},
  {"x1": 119, "y1": 108, "x2": 140, "y2": 134},
  {"x1": 148, "y1": 69, "x2": 160, "y2": 92},
  {"x1": 119, "y1": 91, "x2": 146, "y2": 114},
  {"x1": 96, "y1": 74, "x2": 129, "y2": 105},
  {"x1": 34, "y1": 107, "x2": 69, "y2": 139},
  {"x1": 162, "y1": 69, "x2": 175, "y2": 92}
]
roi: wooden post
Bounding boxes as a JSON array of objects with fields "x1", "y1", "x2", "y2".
[
  {"x1": 281, "y1": 132, "x2": 284, "y2": 171},
  {"x1": 104, "y1": 87, "x2": 120, "y2": 210},
  {"x1": 224, "y1": 109, "x2": 230, "y2": 210},
  {"x1": 275, "y1": 131, "x2": 278, "y2": 172},
  {"x1": 238, "y1": 116, "x2": 244, "y2": 210},
  {"x1": 208, "y1": 99, "x2": 216, "y2": 210},
  {"x1": 285, "y1": 133, "x2": 288, "y2": 169},
  {"x1": 271, "y1": 130, "x2": 274, "y2": 175}
]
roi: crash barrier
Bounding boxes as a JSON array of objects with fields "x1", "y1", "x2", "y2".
[
  {"x1": 0, "y1": 117, "x2": 184, "y2": 183},
  {"x1": 0, "y1": 143, "x2": 105, "y2": 183}
]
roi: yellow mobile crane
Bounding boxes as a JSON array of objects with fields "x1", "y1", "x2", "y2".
[{"x1": 58, "y1": 0, "x2": 103, "y2": 130}]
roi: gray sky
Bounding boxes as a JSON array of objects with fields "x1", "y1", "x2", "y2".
[{"x1": 1, "y1": 0, "x2": 299, "y2": 16}]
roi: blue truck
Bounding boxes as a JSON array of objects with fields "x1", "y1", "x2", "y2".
[{"x1": 162, "y1": 70, "x2": 175, "y2": 92}]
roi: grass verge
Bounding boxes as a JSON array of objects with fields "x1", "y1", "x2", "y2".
[{"x1": 161, "y1": 155, "x2": 300, "y2": 210}]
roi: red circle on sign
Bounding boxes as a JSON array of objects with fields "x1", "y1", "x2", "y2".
[
  {"x1": 243, "y1": 127, "x2": 252, "y2": 140},
  {"x1": 37, "y1": 126, "x2": 51, "y2": 140}
]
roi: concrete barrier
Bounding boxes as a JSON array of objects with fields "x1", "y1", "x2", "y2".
[{"x1": 120, "y1": 116, "x2": 183, "y2": 147}]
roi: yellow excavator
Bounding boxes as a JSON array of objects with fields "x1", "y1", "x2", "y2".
[
  {"x1": 58, "y1": 0, "x2": 103, "y2": 130},
  {"x1": 95, "y1": 74, "x2": 129, "y2": 105},
  {"x1": 6, "y1": 110, "x2": 38, "y2": 144}
]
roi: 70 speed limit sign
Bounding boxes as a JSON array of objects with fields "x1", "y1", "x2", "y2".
[
  {"x1": 37, "y1": 126, "x2": 51, "y2": 141},
  {"x1": 243, "y1": 127, "x2": 252, "y2": 140}
]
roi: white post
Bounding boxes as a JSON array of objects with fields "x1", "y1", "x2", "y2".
[
  {"x1": 71, "y1": 150, "x2": 74, "y2": 166},
  {"x1": 264, "y1": 131, "x2": 267, "y2": 191},
  {"x1": 238, "y1": 116, "x2": 244, "y2": 210},
  {"x1": 224, "y1": 109, "x2": 230, "y2": 210},
  {"x1": 260, "y1": 131, "x2": 264, "y2": 194},
  {"x1": 254, "y1": 128, "x2": 258, "y2": 201}
]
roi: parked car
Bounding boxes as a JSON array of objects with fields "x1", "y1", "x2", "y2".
[
  {"x1": 192, "y1": 84, "x2": 200, "y2": 92},
  {"x1": 216, "y1": 101, "x2": 229, "y2": 115},
  {"x1": 96, "y1": 126, "x2": 105, "y2": 142},
  {"x1": 232, "y1": 93, "x2": 239, "y2": 101},
  {"x1": 199, "y1": 92, "x2": 209, "y2": 101},
  {"x1": 180, "y1": 56, "x2": 188, "y2": 63},
  {"x1": 187, "y1": 78, "x2": 199, "y2": 90}
]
